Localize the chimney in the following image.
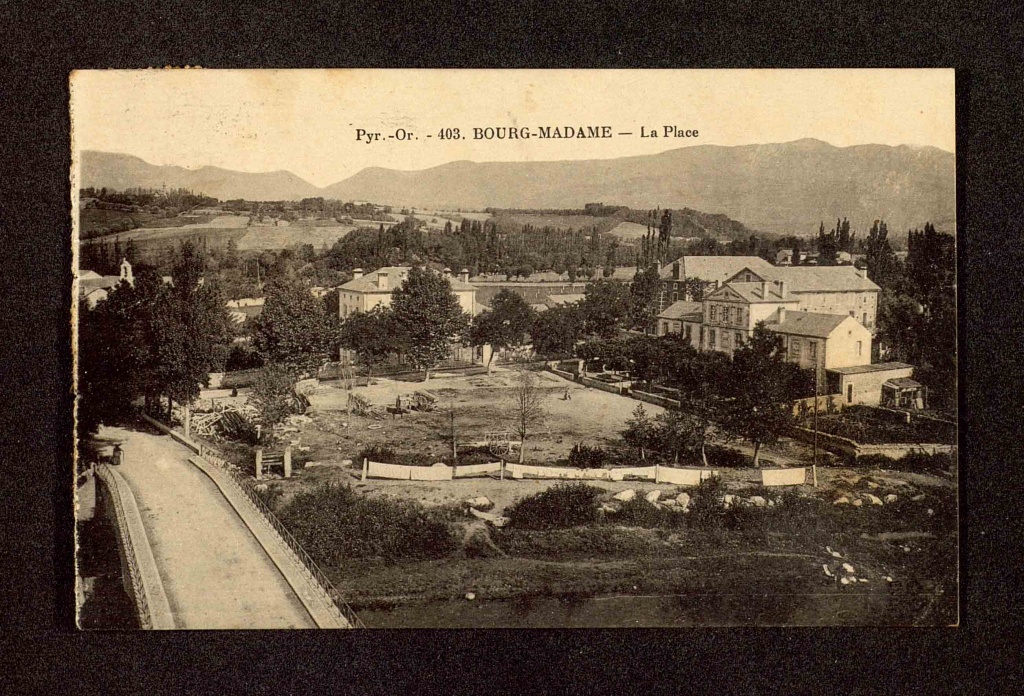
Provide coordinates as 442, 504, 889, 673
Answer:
778, 307, 786, 323
460, 268, 470, 283
377, 271, 389, 290
778, 280, 788, 298
760, 281, 768, 298
443, 267, 452, 279
352, 268, 364, 280
856, 267, 868, 279
672, 261, 680, 280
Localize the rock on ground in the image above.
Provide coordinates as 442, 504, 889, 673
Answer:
645, 490, 662, 503
614, 489, 636, 502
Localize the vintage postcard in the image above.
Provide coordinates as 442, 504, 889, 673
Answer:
72, 69, 957, 628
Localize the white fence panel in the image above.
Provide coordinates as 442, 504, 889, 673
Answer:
609, 466, 658, 481
761, 467, 807, 486
453, 462, 503, 478
410, 465, 454, 481
367, 461, 412, 480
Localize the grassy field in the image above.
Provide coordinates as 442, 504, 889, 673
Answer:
235, 225, 356, 251
79, 208, 221, 238
606, 221, 652, 239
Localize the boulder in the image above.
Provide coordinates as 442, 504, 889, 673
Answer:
852, 499, 863, 507
599, 503, 620, 514
911, 494, 926, 502
645, 490, 662, 504
864, 494, 884, 506
613, 489, 636, 502
884, 494, 898, 504
823, 564, 834, 578
749, 496, 768, 508
834, 496, 850, 505
767, 499, 776, 507
675, 492, 691, 507
723, 494, 736, 508
867, 481, 880, 489
840, 577, 851, 586
661, 498, 677, 507
294, 378, 320, 396
465, 496, 494, 511
842, 563, 855, 574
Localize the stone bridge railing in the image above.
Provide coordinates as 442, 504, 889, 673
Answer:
95, 463, 175, 629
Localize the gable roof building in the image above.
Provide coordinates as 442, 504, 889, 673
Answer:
338, 266, 478, 318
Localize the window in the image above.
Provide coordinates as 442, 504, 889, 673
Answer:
710, 306, 718, 322
856, 341, 863, 357
735, 331, 743, 346
790, 338, 801, 358
709, 329, 717, 348
809, 342, 817, 359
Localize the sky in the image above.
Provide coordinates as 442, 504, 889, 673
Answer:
71, 69, 955, 188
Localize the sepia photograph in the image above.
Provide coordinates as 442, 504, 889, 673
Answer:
71, 68, 957, 629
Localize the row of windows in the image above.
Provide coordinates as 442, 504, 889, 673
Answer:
709, 304, 745, 326
706, 328, 746, 350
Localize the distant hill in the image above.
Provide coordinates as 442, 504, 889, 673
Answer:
82, 140, 955, 237
79, 151, 321, 201
323, 140, 955, 237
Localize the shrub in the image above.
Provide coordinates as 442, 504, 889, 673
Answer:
612, 496, 665, 528
249, 365, 304, 425
688, 477, 727, 530
359, 443, 396, 464
857, 450, 954, 473
277, 483, 458, 565
506, 483, 603, 531
568, 443, 609, 469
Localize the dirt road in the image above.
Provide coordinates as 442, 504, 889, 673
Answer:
99, 425, 316, 629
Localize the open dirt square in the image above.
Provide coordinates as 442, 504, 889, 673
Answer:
304, 367, 665, 466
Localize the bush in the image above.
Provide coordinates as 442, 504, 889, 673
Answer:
857, 450, 955, 473
612, 497, 666, 528
688, 477, 727, 530
249, 365, 304, 425
277, 483, 459, 565
358, 443, 396, 464
506, 483, 603, 531
494, 526, 657, 557
568, 443, 610, 469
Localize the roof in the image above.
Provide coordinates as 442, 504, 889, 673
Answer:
827, 362, 914, 375
763, 311, 853, 338
340, 266, 476, 293
79, 276, 122, 293
885, 377, 923, 389
78, 270, 103, 281
741, 266, 881, 293
544, 293, 585, 308
707, 281, 801, 304
660, 256, 775, 283
658, 300, 702, 320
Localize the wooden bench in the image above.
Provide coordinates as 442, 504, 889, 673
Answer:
255, 447, 292, 480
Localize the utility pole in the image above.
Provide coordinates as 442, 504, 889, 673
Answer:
812, 361, 819, 488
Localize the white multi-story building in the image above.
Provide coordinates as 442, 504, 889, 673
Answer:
338, 266, 478, 319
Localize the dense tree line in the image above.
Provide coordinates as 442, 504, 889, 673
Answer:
77, 242, 232, 447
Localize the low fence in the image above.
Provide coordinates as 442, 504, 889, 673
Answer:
95, 464, 175, 630
761, 467, 807, 486
506, 462, 717, 485
790, 425, 955, 460
579, 375, 628, 395
790, 394, 846, 417
197, 447, 364, 629
140, 412, 363, 628
364, 460, 507, 481
631, 389, 681, 410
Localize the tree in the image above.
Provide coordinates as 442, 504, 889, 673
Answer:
581, 279, 630, 338
723, 324, 795, 467
531, 305, 584, 357
864, 220, 902, 289
628, 265, 662, 333
249, 364, 303, 426
339, 305, 398, 379
470, 289, 537, 373
670, 350, 728, 467
505, 369, 548, 463
150, 242, 232, 422
389, 267, 470, 381
622, 403, 657, 460
252, 278, 336, 375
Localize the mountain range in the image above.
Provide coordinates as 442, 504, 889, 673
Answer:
80, 139, 955, 236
